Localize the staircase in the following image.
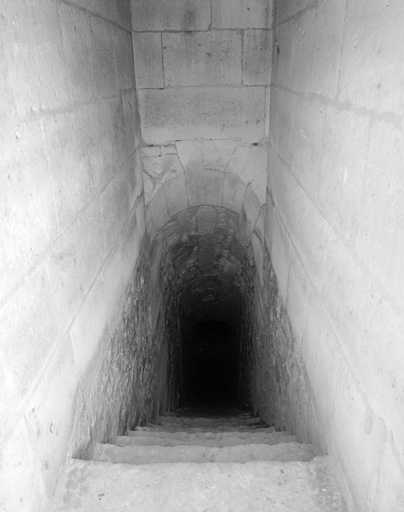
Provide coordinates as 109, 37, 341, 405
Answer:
51, 409, 348, 511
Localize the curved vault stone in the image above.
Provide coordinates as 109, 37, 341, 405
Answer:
147, 170, 265, 243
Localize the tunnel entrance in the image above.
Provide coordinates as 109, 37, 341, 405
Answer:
150, 200, 260, 416
184, 320, 238, 408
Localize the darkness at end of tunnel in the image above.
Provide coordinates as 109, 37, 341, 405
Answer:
181, 320, 239, 409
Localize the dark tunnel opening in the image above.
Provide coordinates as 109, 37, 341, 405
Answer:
152, 204, 258, 416
183, 320, 238, 408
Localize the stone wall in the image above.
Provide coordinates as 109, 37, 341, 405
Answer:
0, 1, 151, 510
264, 1, 404, 510
252, 249, 321, 443
131, 0, 272, 208
70, 250, 159, 458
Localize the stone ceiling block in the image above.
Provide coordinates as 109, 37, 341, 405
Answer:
163, 31, 242, 87
132, 0, 211, 31
133, 33, 163, 89
139, 87, 266, 144
212, 0, 271, 29
243, 30, 272, 86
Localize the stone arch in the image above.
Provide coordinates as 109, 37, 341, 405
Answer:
146, 169, 266, 283
145, 170, 266, 412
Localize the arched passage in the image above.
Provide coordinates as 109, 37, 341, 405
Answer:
146, 170, 265, 413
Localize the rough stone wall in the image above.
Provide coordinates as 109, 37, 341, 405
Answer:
160, 247, 183, 411
70, 250, 159, 458
131, 0, 272, 208
0, 2, 151, 510
264, 1, 404, 510
237, 255, 256, 409
252, 249, 320, 445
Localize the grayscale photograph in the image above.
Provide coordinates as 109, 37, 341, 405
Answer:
0, 0, 403, 511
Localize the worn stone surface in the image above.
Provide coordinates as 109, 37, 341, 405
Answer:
93, 441, 315, 464
53, 412, 346, 512
186, 170, 224, 207
212, 0, 272, 29
133, 32, 163, 89
253, 247, 316, 442
163, 31, 242, 86
149, 186, 171, 229
0, 263, 59, 403
47, 199, 106, 331
131, 0, 211, 31
310, 0, 345, 98
268, 1, 404, 510
338, 0, 404, 113
243, 30, 272, 85
222, 172, 248, 213
52, 457, 346, 511
139, 87, 266, 144
0, 122, 59, 304
24, 340, 79, 495
176, 140, 237, 173
119, 432, 298, 448
0, 417, 43, 512
70, 248, 159, 459
143, 153, 184, 195
227, 145, 268, 203
164, 174, 189, 216
2, 0, 70, 116
0, 2, 147, 510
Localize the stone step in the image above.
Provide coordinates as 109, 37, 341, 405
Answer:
116, 433, 297, 448
93, 441, 315, 464
51, 457, 347, 512
154, 415, 263, 426
127, 429, 278, 439
160, 409, 255, 419
135, 425, 274, 433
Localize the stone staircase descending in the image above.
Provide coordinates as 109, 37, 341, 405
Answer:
51, 409, 347, 511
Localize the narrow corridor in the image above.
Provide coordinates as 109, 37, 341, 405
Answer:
1, 0, 403, 510
148, 200, 261, 416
